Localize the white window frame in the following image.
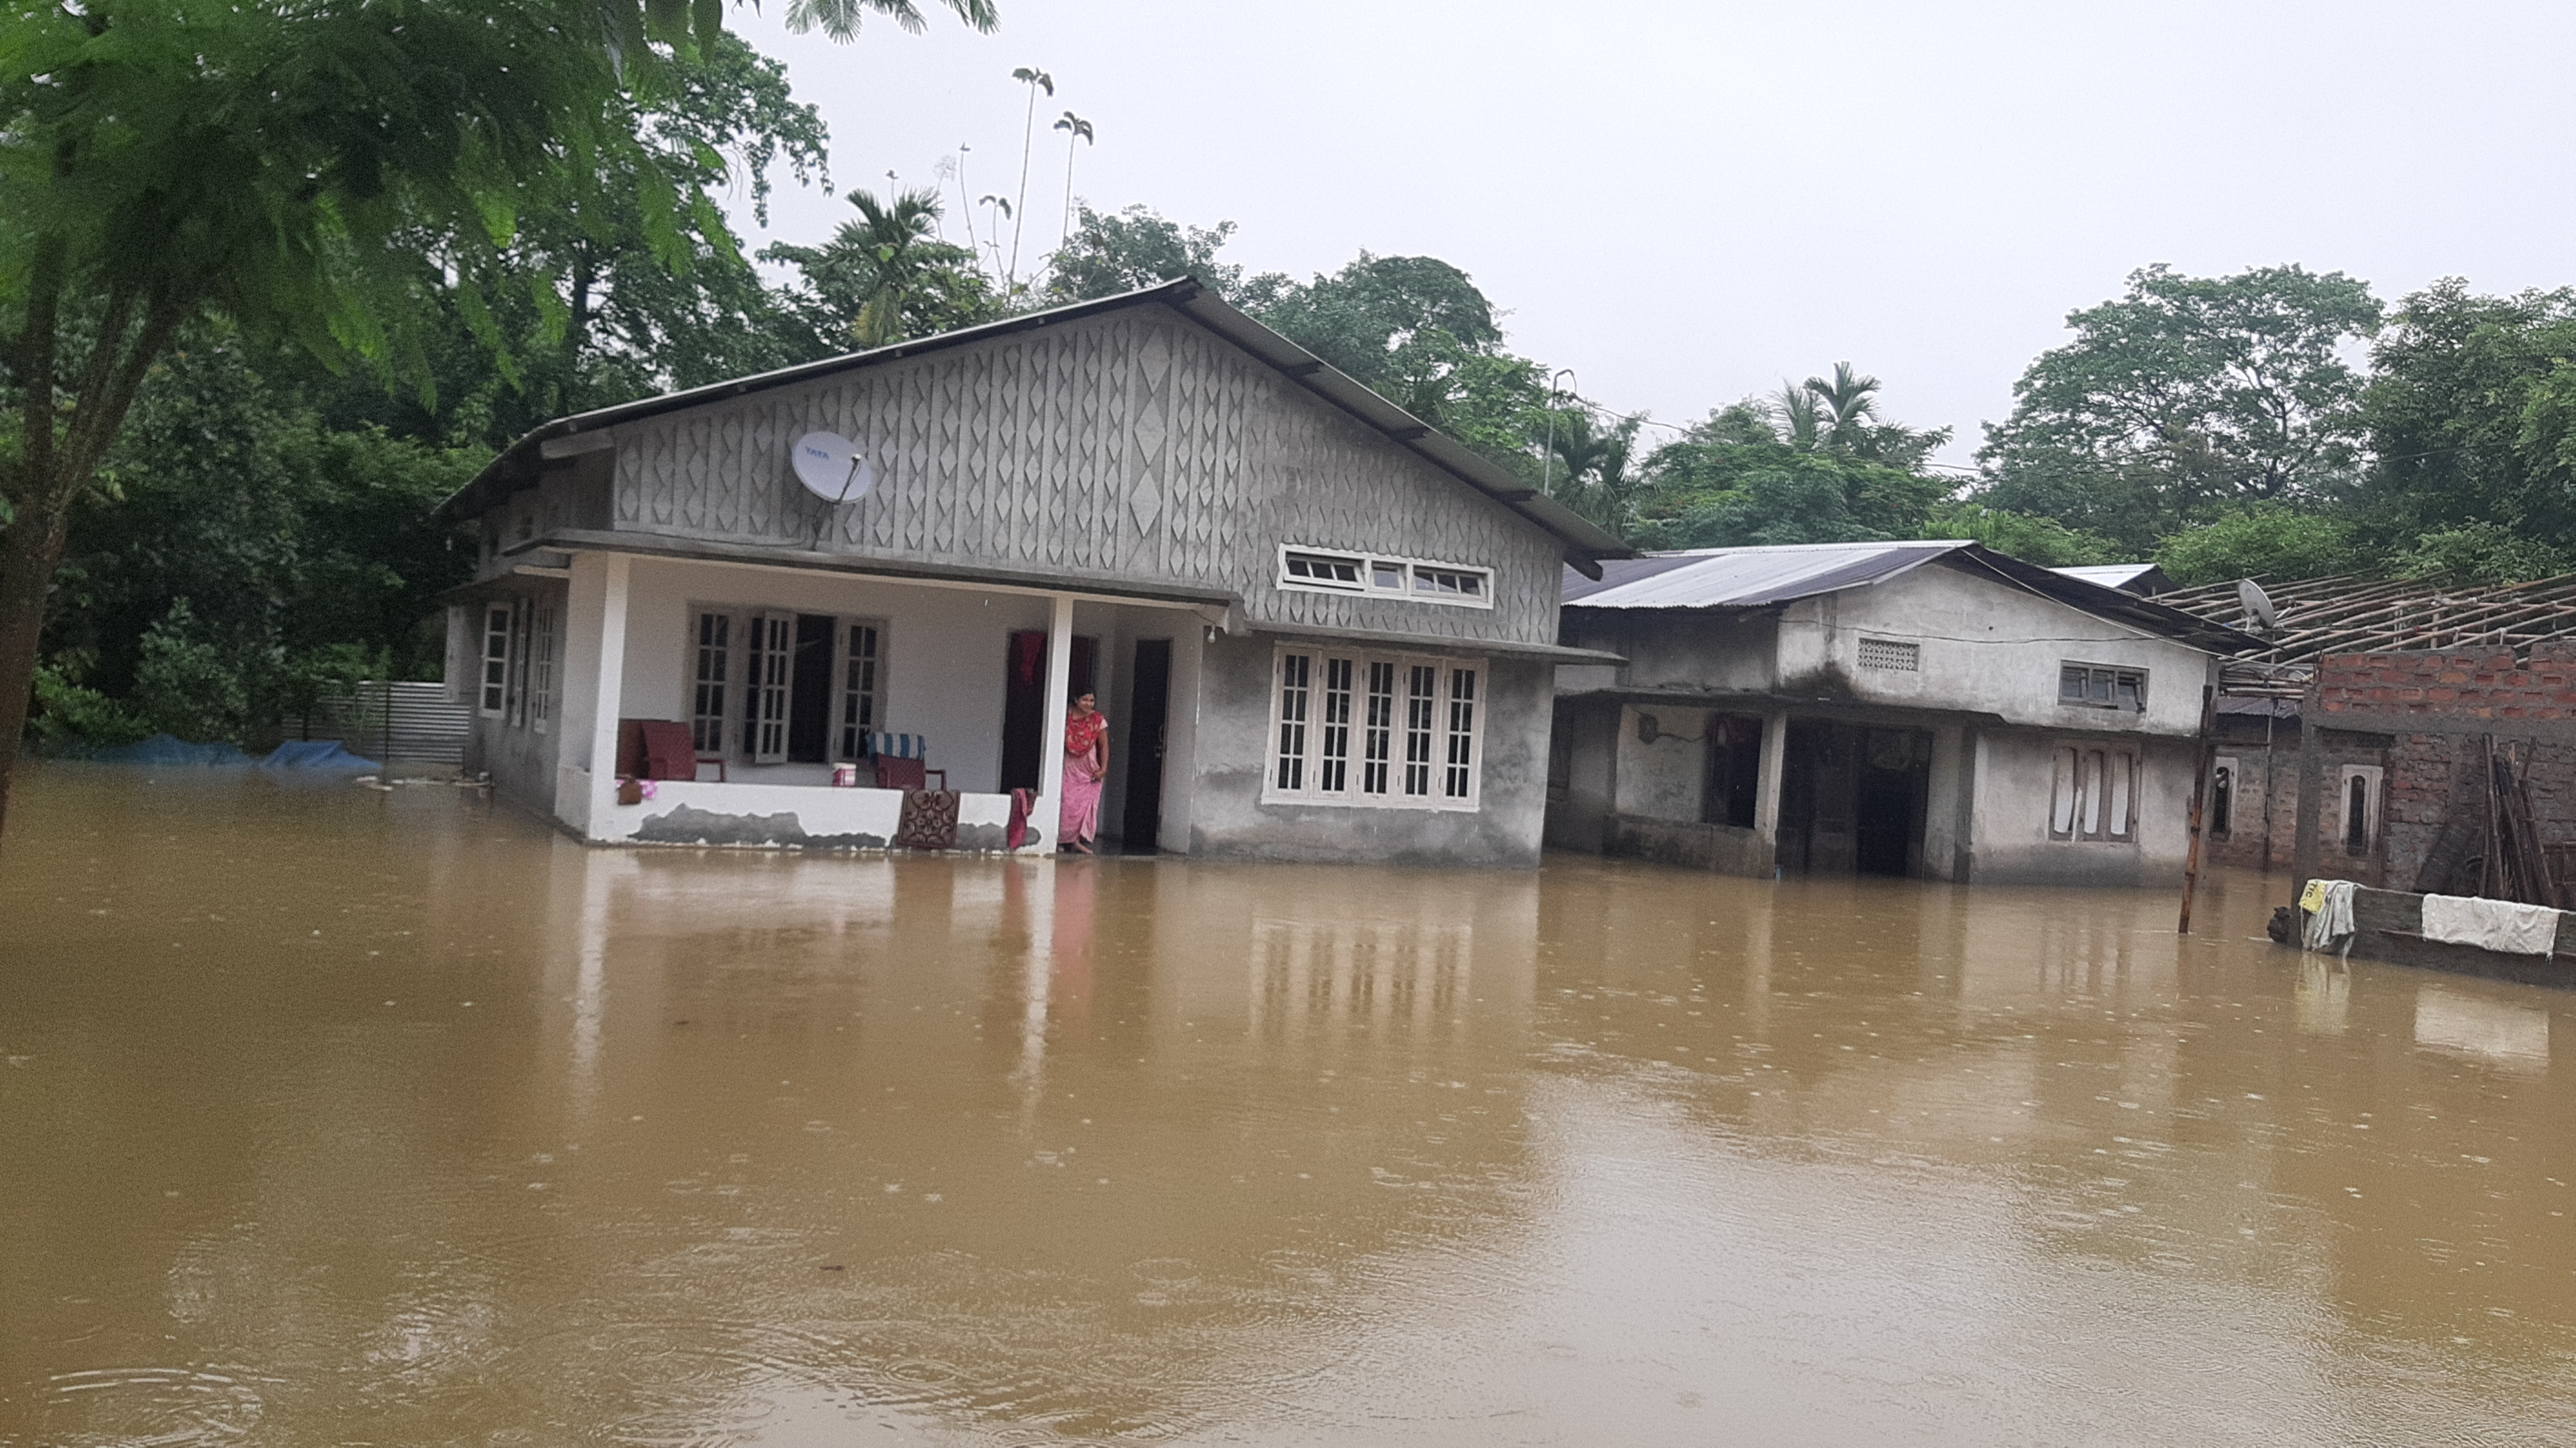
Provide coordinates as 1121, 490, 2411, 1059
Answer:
2335, 763, 2384, 856
1264, 645, 1484, 810
2049, 742, 2140, 844
743, 612, 794, 764
1275, 543, 1494, 610
690, 610, 732, 755
835, 618, 889, 762
479, 603, 513, 717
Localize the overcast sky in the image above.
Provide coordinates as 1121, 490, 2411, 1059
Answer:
722, 0, 2576, 469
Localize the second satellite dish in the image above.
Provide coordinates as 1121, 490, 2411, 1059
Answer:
2237, 578, 2279, 633
791, 431, 875, 504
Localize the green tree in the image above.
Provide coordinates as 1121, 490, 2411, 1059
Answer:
1975, 263, 2382, 550
2150, 504, 2360, 586
1634, 384, 1954, 549
769, 186, 998, 348
1044, 204, 1250, 302
2358, 279, 2576, 565
0, 0, 995, 829
1920, 503, 2120, 568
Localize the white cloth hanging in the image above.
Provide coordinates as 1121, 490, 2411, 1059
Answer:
2420, 894, 2561, 956
2299, 878, 2357, 956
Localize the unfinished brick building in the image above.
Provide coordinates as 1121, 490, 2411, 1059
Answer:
2297, 644, 2576, 901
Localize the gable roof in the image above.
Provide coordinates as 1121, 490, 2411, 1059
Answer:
1562, 540, 2260, 652
435, 278, 1630, 572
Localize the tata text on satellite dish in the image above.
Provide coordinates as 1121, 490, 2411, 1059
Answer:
791, 432, 875, 505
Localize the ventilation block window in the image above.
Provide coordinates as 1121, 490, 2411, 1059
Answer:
1858, 637, 1920, 672
2059, 662, 2148, 711
1267, 647, 1484, 810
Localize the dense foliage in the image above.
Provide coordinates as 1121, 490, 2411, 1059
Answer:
12, 3, 2576, 801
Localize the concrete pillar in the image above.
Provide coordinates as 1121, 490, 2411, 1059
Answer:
554, 551, 631, 839
1751, 709, 1789, 875
1035, 593, 1074, 850
1951, 728, 1981, 884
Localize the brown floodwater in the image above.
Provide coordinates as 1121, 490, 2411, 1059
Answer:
4, 765, 2575, 1446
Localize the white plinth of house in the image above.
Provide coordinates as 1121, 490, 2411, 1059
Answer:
437, 279, 1626, 864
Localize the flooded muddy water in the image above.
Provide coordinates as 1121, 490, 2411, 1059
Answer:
5, 765, 2576, 1445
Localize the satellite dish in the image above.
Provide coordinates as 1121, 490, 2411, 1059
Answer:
790, 431, 874, 505
2237, 578, 2279, 633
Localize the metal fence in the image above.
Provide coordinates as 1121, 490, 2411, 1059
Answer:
297, 681, 471, 765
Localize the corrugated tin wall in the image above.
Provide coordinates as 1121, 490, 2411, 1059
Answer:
299, 682, 472, 765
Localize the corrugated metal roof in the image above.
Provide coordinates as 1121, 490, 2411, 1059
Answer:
2052, 562, 2172, 594
1563, 540, 2265, 652
1561, 541, 1969, 609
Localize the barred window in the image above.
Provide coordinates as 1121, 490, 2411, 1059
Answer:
1319, 657, 1353, 792
1363, 661, 1396, 794
530, 602, 556, 733
1275, 652, 1311, 790
1268, 647, 1483, 809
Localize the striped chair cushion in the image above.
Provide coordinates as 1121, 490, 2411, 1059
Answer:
867, 732, 929, 760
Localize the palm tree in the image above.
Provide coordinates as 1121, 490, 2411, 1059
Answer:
1804, 362, 1884, 455
822, 186, 946, 347
1052, 111, 1094, 252
1005, 65, 1054, 292
1774, 380, 1821, 451
1549, 410, 1646, 536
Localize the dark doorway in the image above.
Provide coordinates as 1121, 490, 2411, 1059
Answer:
786, 613, 836, 763
1120, 639, 1173, 851
1701, 714, 1763, 829
1001, 630, 1096, 790
1779, 720, 1931, 877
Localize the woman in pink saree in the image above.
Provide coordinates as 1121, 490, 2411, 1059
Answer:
1059, 692, 1108, 853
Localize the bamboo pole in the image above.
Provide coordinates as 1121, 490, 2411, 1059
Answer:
2179, 684, 2218, 935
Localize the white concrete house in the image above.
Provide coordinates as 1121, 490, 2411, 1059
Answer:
438, 280, 1625, 863
1546, 542, 2255, 885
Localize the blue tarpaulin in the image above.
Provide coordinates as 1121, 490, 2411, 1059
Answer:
86, 734, 255, 767
260, 740, 382, 770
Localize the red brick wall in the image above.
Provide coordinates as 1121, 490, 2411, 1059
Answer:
2314, 646, 2576, 890
2316, 643, 2576, 724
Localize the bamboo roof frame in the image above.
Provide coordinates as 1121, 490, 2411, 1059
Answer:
2156, 572, 2576, 666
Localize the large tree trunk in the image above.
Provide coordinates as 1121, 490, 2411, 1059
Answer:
0, 494, 75, 834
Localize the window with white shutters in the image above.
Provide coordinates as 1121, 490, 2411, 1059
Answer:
837, 622, 884, 761
1275, 545, 1494, 610
480, 603, 512, 716
2049, 744, 2139, 843
1267, 647, 1484, 809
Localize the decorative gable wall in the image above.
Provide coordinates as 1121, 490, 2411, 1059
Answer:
607, 307, 1563, 645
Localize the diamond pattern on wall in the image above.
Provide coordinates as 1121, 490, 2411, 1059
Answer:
601, 310, 1564, 644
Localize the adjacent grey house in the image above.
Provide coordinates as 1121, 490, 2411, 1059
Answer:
1546, 542, 2256, 886
437, 279, 1626, 864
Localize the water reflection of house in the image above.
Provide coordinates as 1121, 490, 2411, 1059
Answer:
436, 280, 1624, 863
1545, 542, 2255, 885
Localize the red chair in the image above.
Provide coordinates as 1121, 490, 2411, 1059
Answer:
623, 719, 725, 782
